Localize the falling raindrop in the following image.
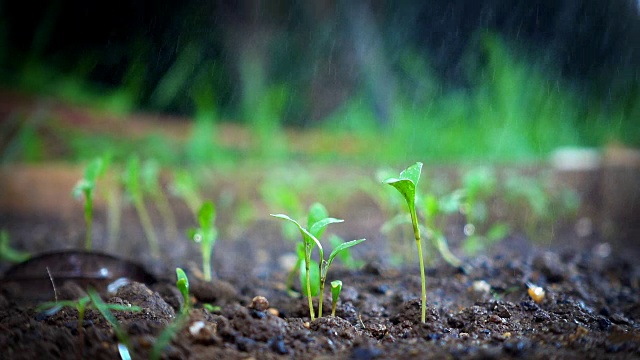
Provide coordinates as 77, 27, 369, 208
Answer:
463, 223, 475, 236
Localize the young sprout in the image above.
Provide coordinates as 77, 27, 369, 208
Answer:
384, 162, 428, 323
188, 201, 217, 281
271, 211, 364, 319
88, 288, 137, 360
142, 159, 178, 241
38, 289, 140, 360
150, 268, 191, 360
176, 267, 190, 314
73, 157, 107, 250
286, 203, 329, 292
0, 229, 30, 263
123, 155, 160, 257
171, 169, 202, 219
330, 280, 342, 317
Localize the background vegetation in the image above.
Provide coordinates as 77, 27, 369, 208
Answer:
1, 0, 639, 165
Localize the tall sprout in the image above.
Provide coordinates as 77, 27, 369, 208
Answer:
384, 162, 427, 323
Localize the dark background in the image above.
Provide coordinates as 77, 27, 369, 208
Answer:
1, 0, 639, 126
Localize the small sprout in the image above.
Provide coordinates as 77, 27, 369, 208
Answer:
171, 170, 202, 218
38, 289, 140, 360
142, 159, 178, 241
88, 288, 138, 358
151, 270, 192, 360
526, 282, 545, 303
187, 201, 217, 281
330, 280, 342, 317
271, 210, 365, 320
123, 155, 160, 257
73, 157, 107, 250
0, 229, 30, 263
176, 268, 190, 314
384, 162, 428, 323
203, 303, 221, 312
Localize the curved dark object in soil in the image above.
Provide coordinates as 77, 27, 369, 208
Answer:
0, 250, 156, 302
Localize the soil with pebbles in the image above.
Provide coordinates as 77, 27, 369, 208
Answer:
1, 241, 639, 359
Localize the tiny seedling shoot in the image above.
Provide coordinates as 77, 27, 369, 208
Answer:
38, 289, 140, 360
123, 155, 160, 257
330, 280, 342, 317
0, 229, 30, 263
73, 157, 107, 250
188, 201, 217, 281
176, 267, 191, 314
384, 162, 428, 323
271, 210, 364, 320
142, 159, 178, 241
150, 268, 191, 360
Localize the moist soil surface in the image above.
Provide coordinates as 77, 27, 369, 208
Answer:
0, 95, 639, 359
1, 212, 639, 360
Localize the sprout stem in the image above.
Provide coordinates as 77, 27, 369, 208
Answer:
84, 191, 93, 250
305, 253, 315, 320
416, 236, 426, 323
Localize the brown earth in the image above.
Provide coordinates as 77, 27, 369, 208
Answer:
0, 92, 639, 359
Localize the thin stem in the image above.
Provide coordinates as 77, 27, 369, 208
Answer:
84, 192, 93, 250
305, 250, 315, 320
202, 246, 212, 281
318, 275, 325, 318
412, 210, 426, 323
134, 198, 160, 257
416, 236, 426, 323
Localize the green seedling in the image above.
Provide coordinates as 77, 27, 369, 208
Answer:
330, 280, 342, 317
151, 268, 191, 360
329, 234, 364, 270
0, 229, 30, 263
73, 157, 107, 250
171, 169, 203, 218
285, 203, 328, 292
88, 288, 137, 360
458, 167, 508, 255
142, 159, 178, 241
123, 155, 160, 257
38, 289, 140, 360
384, 162, 428, 323
271, 211, 364, 320
176, 267, 190, 314
188, 201, 217, 281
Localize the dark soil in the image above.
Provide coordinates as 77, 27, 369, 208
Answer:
0, 95, 638, 359
1, 213, 639, 360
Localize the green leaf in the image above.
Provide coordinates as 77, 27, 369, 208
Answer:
176, 268, 190, 307
198, 201, 216, 230
309, 217, 343, 239
307, 202, 329, 230
385, 162, 422, 233
142, 159, 161, 190
123, 155, 141, 198
270, 214, 322, 253
330, 280, 342, 303
487, 223, 510, 242
327, 239, 366, 266
0, 230, 30, 263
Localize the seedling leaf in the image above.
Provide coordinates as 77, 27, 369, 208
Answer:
176, 268, 190, 313
309, 217, 343, 239
328, 239, 366, 266
330, 280, 342, 303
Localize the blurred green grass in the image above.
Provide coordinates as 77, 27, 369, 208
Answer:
2, 33, 638, 167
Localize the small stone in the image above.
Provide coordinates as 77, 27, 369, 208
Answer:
248, 296, 269, 312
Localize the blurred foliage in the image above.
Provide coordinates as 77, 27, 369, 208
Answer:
0, 1, 638, 165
